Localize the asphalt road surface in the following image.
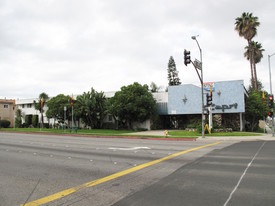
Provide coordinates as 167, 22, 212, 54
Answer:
0, 132, 274, 206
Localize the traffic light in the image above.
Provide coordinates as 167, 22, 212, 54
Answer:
268, 95, 274, 108
268, 111, 273, 117
184, 50, 191, 66
206, 93, 212, 106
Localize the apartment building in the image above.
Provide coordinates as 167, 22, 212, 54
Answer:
0, 99, 15, 127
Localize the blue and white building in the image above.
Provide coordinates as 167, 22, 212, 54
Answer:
157, 80, 245, 131
15, 80, 246, 131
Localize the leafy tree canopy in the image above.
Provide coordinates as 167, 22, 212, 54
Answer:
109, 82, 157, 129
76, 88, 107, 129
150, 82, 161, 93
245, 90, 269, 131
46, 94, 72, 123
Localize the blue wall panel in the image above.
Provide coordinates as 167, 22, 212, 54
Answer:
168, 80, 245, 115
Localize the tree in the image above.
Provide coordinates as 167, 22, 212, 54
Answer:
32, 115, 39, 128
235, 12, 260, 90
150, 82, 161, 93
15, 109, 23, 128
46, 94, 72, 126
109, 82, 157, 129
245, 90, 269, 131
167, 56, 181, 86
34, 92, 49, 124
244, 41, 265, 90
75, 88, 107, 129
247, 79, 264, 95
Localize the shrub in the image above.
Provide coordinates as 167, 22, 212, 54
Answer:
32, 115, 39, 128
25, 115, 33, 127
15, 117, 22, 128
102, 122, 116, 129
43, 123, 49, 128
196, 125, 202, 133
0, 120, 11, 128
136, 128, 148, 131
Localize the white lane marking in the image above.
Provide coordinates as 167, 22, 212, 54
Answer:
223, 142, 266, 206
108, 147, 151, 151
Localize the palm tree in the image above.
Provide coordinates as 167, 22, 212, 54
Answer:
34, 92, 49, 125
235, 12, 260, 89
244, 41, 265, 90
76, 88, 107, 129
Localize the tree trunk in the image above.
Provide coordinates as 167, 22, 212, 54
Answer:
253, 58, 258, 90
248, 40, 254, 89
251, 44, 258, 90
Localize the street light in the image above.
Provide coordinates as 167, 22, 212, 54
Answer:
268, 53, 275, 137
191, 35, 204, 138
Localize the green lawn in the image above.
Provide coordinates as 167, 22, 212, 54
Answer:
0, 128, 262, 139
0, 128, 197, 139
0, 128, 134, 135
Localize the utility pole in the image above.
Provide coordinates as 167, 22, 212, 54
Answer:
64, 106, 67, 133
191, 36, 204, 138
268, 53, 275, 137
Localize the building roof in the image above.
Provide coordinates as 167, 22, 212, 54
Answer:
0, 99, 14, 104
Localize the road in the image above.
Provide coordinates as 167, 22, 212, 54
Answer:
0, 132, 274, 206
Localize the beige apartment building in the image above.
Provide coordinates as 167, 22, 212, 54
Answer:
0, 99, 15, 127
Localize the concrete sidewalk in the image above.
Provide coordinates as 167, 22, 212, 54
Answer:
197, 133, 275, 141
128, 130, 275, 141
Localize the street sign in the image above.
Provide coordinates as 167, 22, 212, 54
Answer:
194, 59, 202, 70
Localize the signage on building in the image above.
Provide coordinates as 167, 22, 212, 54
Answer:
203, 82, 215, 91
205, 103, 238, 112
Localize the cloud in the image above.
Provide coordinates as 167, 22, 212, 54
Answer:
0, 0, 274, 99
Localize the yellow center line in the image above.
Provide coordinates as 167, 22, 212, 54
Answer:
21, 141, 223, 206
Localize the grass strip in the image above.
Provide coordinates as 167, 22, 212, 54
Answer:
0, 128, 197, 139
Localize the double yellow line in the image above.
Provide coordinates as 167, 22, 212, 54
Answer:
21, 141, 222, 206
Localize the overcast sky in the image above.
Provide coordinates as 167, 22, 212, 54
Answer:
1, 0, 274, 99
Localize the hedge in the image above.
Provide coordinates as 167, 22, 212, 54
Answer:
0, 120, 11, 128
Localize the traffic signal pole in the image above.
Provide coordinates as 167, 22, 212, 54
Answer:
184, 36, 204, 138
268, 53, 275, 137
191, 36, 204, 138
269, 95, 274, 137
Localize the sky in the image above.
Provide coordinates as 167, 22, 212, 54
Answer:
1, 0, 274, 99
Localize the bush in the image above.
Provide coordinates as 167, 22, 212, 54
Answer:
186, 124, 197, 128
43, 123, 50, 129
136, 128, 148, 131
15, 117, 22, 128
25, 115, 33, 127
196, 125, 202, 133
102, 122, 116, 129
0, 120, 11, 128
32, 115, 39, 128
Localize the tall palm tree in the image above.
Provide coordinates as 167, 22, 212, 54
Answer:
34, 92, 49, 124
244, 41, 265, 90
235, 12, 260, 89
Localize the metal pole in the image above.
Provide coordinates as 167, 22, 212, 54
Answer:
192, 36, 205, 138
64, 106, 67, 133
40, 108, 42, 131
72, 106, 74, 129
268, 53, 275, 137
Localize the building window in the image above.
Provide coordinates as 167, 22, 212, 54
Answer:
4, 104, 9, 109
21, 104, 25, 108
27, 104, 32, 108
